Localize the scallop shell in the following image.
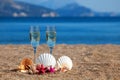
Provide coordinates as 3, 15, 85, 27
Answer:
57, 56, 73, 70
36, 53, 56, 67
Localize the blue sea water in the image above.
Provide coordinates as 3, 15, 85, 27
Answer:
0, 18, 120, 44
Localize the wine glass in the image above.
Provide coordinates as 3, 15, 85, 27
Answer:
30, 26, 40, 63
46, 26, 56, 54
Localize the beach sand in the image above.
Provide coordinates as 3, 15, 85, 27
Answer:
0, 44, 120, 80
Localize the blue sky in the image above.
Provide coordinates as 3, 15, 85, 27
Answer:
15, 0, 120, 13
77, 0, 120, 12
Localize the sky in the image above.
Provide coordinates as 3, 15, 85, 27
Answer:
77, 0, 120, 12
15, 0, 120, 13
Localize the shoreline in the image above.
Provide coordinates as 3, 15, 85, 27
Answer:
0, 43, 120, 45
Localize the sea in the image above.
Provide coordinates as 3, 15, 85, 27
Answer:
0, 17, 120, 45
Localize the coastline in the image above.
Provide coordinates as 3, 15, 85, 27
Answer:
0, 44, 120, 80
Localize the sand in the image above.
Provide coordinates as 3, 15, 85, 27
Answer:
0, 44, 120, 80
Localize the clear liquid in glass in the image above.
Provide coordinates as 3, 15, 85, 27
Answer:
30, 32, 40, 48
46, 31, 56, 47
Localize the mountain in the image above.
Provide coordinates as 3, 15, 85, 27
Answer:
0, 0, 119, 17
37, 0, 75, 9
0, 0, 57, 17
56, 3, 93, 17
56, 3, 120, 17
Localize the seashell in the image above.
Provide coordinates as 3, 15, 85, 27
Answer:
18, 58, 33, 70
28, 65, 37, 74
36, 53, 56, 67
57, 56, 73, 70
20, 70, 28, 73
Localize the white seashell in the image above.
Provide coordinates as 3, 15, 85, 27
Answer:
36, 53, 56, 67
57, 56, 73, 70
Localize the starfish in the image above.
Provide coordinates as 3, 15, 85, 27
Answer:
49, 66, 55, 73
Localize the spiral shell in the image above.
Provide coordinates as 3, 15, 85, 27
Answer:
19, 58, 33, 70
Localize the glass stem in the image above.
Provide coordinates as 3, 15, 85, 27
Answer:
33, 47, 37, 64
50, 47, 53, 54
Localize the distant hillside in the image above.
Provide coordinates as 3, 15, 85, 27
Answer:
37, 0, 75, 9
0, 0, 119, 17
0, 0, 57, 17
56, 3, 120, 17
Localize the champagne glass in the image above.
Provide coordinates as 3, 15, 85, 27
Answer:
30, 26, 40, 63
46, 26, 56, 54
